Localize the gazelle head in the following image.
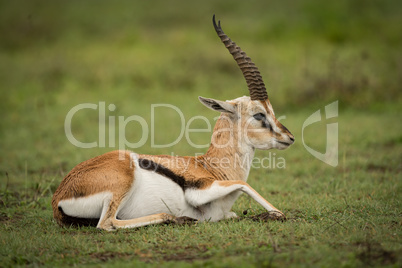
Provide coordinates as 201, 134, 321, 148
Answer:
199, 15, 294, 151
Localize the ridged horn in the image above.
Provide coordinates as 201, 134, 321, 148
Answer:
213, 15, 268, 101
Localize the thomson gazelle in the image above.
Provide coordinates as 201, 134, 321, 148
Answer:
52, 16, 295, 231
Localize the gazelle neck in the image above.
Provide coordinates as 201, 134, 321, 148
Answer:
198, 114, 255, 181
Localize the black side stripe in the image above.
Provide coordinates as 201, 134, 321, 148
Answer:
138, 158, 205, 191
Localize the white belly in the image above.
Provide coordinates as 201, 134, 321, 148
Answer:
117, 166, 190, 219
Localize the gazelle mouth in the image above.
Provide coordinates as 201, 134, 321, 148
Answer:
277, 141, 290, 146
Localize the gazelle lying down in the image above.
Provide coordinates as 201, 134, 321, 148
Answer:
52, 16, 294, 231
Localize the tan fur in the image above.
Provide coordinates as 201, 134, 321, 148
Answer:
51, 150, 134, 227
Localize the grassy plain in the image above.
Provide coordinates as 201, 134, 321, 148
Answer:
0, 0, 401, 267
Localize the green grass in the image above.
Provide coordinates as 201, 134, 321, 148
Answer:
0, 0, 401, 267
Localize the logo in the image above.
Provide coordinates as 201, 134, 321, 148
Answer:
302, 101, 338, 167
64, 100, 339, 168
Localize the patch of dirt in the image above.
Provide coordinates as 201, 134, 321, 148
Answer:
0, 212, 10, 222
90, 252, 132, 262
0, 191, 23, 208
249, 212, 287, 222
381, 135, 402, 148
159, 245, 209, 263
284, 209, 308, 222
161, 252, 210, 262
0, 212, 23, 224
89, 241, 210, 264
269, 191, 290, 196
165, 216, 198, 226
137, 245, 209, 263
366, 163, 389, 173
355, 242, 397, 266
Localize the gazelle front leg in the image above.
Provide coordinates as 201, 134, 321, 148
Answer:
185, 180, 285, 220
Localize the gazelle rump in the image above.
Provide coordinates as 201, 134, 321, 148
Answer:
52, 16, 295, 231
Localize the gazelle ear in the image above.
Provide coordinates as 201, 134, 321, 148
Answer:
198, 96, 236, 114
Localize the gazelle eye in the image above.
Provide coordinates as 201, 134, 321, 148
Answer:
253, 113, 265, 121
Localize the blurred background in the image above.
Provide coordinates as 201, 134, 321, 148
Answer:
0, 0, 401, 177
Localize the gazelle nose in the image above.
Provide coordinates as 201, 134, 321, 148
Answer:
288, 135, 295, 144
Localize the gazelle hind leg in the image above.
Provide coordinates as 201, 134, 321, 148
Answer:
97, 197, 176, 231
96, 195, 196, 231
109, 213, 175, 230
99, 213, 197, 231
96, 195, 113, 229
111, 214, 197, 229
